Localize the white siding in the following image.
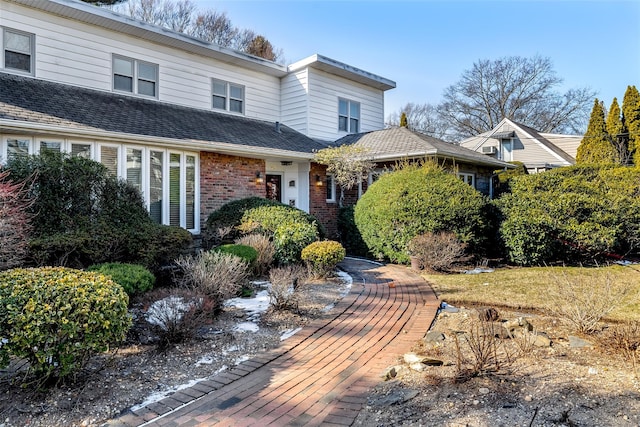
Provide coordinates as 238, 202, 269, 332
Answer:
281, 69, 309, 135
305, 68, 385, 142
1, 3, 281, 121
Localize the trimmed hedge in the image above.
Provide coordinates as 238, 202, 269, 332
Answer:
88, 263, 155, 296
240, 205, 321, 264
206, 197, 326, 242
354, 162, 489, 263
0, 267, 131, 382
497, 165, 640, 265
301, 240, 346, 277
214, 244, 259, 266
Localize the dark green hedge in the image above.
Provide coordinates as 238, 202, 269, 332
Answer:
354, 162, 489, 263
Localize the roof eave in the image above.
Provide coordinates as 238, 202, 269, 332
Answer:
0, 120, 314, 161
288, 54, 396, 91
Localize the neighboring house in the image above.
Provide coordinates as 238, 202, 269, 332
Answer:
336, 127, 514, 198
0, 0, 395, 237
459, 118, 581, 173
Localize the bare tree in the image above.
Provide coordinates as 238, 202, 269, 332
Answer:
386, 102, 452, 140
314, 145, 375, 207
0, 170, 33, 270
114, 0, 284, 62
439, 55, 595, 141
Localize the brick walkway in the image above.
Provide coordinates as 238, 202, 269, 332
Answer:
105, 258, 439, 427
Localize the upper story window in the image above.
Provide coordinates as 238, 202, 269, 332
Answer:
338, 99, 360, 133
113, 55, 158, 97
212, 79, 244, 114
2, 27, 34, 75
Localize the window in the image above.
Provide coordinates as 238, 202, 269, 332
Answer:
500, 138, 513, 161
113, 55, 158, 97
99, 145, 119, 176
39, 140, 62, 154
4, 137, 31, 162
2, 28, 34, 74
71, 143, 92, 158
126, 148, 143, 193
326, 174, 336, 202
458, 172, 475, 188
338, 99, 360, 133
212, 79, 244, 113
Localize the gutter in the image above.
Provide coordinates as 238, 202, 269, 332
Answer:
0, 120, 315, 161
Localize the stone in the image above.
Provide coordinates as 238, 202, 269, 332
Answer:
477, 307, 499, 322
479, 387, 490, 395
423, 330, 445, 343
569, 336, 594, 348
403, 352, 443, 366
409, 362, 426, 372
382, 365, 406, 381
403, 352, 423, 364
503, 317, 533, 334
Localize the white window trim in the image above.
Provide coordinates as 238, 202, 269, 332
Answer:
0, 136, 200, 232
326, 174, 336, 203
211, 78, 245, 114
338, 98, 360, 133
1, 27, 35, 76
112, 54, 159, 98
458, 172, 475, 188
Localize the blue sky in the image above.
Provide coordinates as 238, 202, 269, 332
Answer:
192, 0, 640, 121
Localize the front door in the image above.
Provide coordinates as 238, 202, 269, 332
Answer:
265, 174, 282, 202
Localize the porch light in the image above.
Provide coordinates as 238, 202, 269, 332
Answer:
315, 175, 323, 186
256, 171, 264, 184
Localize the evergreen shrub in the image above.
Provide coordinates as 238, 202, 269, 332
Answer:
0, 267, 131, 382
240, 205, 321, 264
88, 262, 155, 296
337, 206, 369, 257
5, 152, 192, 270
354, 162, 489, 263
301, 240, 346, 278
497, 165, 640, 265
214, 244, 258, 266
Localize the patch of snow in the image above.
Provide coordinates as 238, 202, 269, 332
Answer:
235, 355, 250, 365
234, 322, 259, 333
196, 355, 215, 366
146, 296, 199, 330
225, 289, 270, 322
464, 267, 495, 274
280, 327, 302, 341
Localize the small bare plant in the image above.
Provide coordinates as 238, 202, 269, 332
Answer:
600, 321, 640, 377
176, 251, 249, 312
268, 265, 308, 311
453, 319, 514, 382
546, 269, 635, 334
236, 233, 275, 276
142, 288, 214, 349
407, 231, 467, 272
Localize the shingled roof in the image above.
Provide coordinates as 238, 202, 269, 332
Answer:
0, 73, 325, 158
335, 127, 513, 168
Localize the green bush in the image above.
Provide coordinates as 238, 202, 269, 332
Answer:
214, 244, 258, 266
88, 263, 155, 296
206, 197, 325, 244
5, 152, 192, 270
301, 240, 346, 277
354, 162, 489, 263
497, 165, 640, 265
0, 267, 131, 382
337, 206, 369, 257
240, 205, 321, 264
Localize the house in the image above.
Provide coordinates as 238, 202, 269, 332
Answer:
459, 118, 581, 173
0, 0, 514, 241
0, 0, 395, 237
336, 127, 514, 199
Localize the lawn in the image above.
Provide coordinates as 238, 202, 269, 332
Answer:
423, 264, 640, 322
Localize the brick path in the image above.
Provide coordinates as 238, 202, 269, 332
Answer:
105, 258, 439, 427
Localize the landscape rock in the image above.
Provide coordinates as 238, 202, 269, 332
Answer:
477, 307, 499, 322
503, 317, 533, 334
569, 336, 594, 348
423, 330, 445, 343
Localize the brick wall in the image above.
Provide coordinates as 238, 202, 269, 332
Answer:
309, 163, 339, 239
200, 152, 265, 230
